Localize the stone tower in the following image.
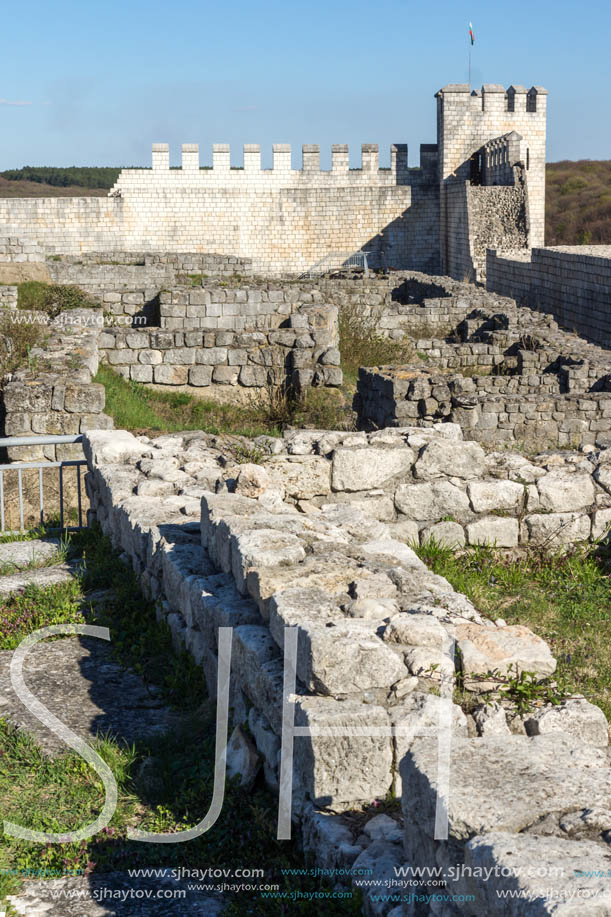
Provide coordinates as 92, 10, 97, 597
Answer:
436, 83, 548, 278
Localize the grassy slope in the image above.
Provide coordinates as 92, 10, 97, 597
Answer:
416, 541, 611, 719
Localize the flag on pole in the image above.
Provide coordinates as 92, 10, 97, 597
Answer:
469, 22, 475, 45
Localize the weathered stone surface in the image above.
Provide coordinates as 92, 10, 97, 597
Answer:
420, 520, 466, 547
592, 508, 611, 540
456, 622, 556, 678
0, 636, 179, 755
363, 813, 403, 845
265, 455, 331, 499
0, 538, 59, 571
294, 698, 393, 805
414, 439, 486, 480
537, 471, 596, 513
234, 463, 271, 498
525, 511, 591, 546
472, 702, 511, 736
6, 873, 223, 916
383, 613, 447, 649
226, 724, 261, 787
467, 480, 524, 513
0, 563, 77, 597
401, 734, 611, 840
394, 480, 470, 522
391, 693, 468, 794
83, 430, 144, 466
465, 832, 611, 917
231, 528, 306, 594
466, 516, 519, 547
331, 447, 414, 492
524, 697, 609, 747
351, 842, 406, 916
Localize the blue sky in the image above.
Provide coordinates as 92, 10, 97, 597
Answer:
1, 0, 609, 169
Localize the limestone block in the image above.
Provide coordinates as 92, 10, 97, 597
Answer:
420, 521, 466, 547
232, 625, 285, 732
466, 516, 519, 547
592, 508, 611, 540
525, 512, 591, 546
82, 430, 145, 467
472, 702, 511, 736
465, 832, 611, 917
391, 694, 468, 794
414, 439, 486, 480
467, 480, 524, 513
536, 471, 596, 512
153, 365, 188, 385
331, 447, 415, 492
394, 480, 470, 522
130, 365, 153, 383
524, 697, 609, 746
456, 621, 556, 679
189, 365, 212, 386
195, 347, 228, 365
383, 613, 447, 650
265, 455, 331, 500
226, 725, 261, 788
138, 349, 163, 365
294, 698, 393, 806
239, 364, 267, 386
401, 734, 611, 841
213, 365, 239, 385
351, 842, 406, 915
594, 464, 611, 495
231, 528, 306, 594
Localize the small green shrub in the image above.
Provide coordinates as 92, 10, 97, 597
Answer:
17, 282, 97, 317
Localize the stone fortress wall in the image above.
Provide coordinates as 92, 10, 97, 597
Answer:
0, 81, 549, 280
82, 424, 611, 914
487, 245, 611, 348
0, 142, 440, 275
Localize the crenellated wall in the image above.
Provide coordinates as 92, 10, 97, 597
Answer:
0, 142, 440, 275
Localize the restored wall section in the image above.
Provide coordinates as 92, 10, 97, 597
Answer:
0, 143, 440, 275
487, 246, 611, 348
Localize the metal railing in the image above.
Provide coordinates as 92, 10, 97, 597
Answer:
299, 250, 372, 279
0, 435, 87, 534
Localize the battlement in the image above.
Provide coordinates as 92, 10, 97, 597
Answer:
437, 83, 547, 115
111, 142, 438, 190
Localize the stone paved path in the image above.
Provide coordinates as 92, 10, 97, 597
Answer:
0, 539, 224, 915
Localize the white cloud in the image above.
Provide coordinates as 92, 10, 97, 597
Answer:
0, 98, 33, 106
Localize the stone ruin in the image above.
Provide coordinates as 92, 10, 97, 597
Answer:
82, 422, 611, 914
355, 272, 611, 449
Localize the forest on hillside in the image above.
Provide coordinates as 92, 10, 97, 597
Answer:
546, 160, 611, 245
1, 161, 610, 246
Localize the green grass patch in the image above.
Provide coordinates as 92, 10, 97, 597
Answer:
96, 364, 352, 437
16, 282, 97, 316
415, 540, 611, 717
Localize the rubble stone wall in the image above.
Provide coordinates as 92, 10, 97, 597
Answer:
0, 285, 18, 309
1, 308, 113, 461
100, 298, 342, 391
82, 425, 611, 914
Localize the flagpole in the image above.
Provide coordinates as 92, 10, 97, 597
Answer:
469, 45, 471, 89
